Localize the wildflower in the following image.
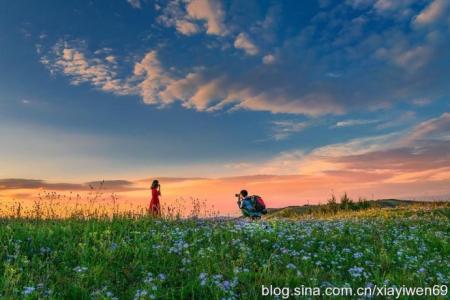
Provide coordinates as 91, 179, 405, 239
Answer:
353, 252, 363, 259
221, 280, 231, 290
134, 289, 148, 300
212, 274, 223, 281
40, 247, 51, 254
158, 273, 166, 281
348, 266, 364, 278
23, 286, 35, 295
286, 263, 296, 269
144, 272, 154, 284
199, 272, 208, 286
73, 266, 88, 273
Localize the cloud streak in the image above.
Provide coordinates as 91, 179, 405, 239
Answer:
414, 0, 449, 26
270, 120, 313, 140
0, 179, 137, 191
334, 119, 380, 128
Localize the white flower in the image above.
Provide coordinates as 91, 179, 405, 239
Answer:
73, 266, 88, 273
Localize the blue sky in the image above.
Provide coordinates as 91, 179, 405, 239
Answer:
0, 0, 449, 190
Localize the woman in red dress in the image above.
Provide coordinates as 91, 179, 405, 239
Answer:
149, 179, 161, 216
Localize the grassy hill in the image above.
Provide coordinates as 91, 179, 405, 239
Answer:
266, 198, 450, 219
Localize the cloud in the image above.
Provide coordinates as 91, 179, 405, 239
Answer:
175, 19, 200, 35
412, 98, 432, 106
105, 55, 117, 64
0, 178, 139, 191
334, 119, 380, 128
270, 120, 313, 140
413, 0, 449, 26
186, 0, 226, 35
127, 0, 141, 9
40, 40, 137, 96
157, 68, 343, 115
373, 0, 413, 13
401, 112, 450, 144
157, 0, 226, 36
41, 1, 450, 117
0, 179, 83, 191
262, 54, 276, 64
234, 33, 259, 55
253, 113, 450, 186
376, 111, 416, 129
133, 50, 173, 105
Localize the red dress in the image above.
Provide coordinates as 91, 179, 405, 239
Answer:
149, 188, 161, 215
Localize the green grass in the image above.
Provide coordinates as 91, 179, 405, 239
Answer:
1, 207, 449, 299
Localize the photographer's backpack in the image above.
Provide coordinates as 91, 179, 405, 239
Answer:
251, 195, 267, 214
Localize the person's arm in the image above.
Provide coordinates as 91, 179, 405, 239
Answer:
158, 184, 161, 196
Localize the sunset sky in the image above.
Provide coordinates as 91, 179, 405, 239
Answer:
1, 0, 449, 214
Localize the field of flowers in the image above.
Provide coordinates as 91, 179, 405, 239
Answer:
1, 206, 449, 299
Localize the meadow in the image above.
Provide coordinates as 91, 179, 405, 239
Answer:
0, 197, 449, 299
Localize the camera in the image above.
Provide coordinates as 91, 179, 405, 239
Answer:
235, 193, 240, 197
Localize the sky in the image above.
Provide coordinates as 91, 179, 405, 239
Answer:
0, 0, 449, 214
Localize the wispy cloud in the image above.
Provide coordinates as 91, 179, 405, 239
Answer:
234, 33, 259, 55
271, 120, 313, 140
258, 113, 450, 184
0, 178, 137, 191
333, 119, 380, 128
127, 0, 141, 9
186, 0, 226, 35
40, 40, 137, 96
262, 54, 276, 64
413, 0, 449, 26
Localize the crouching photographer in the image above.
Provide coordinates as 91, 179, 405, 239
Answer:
236, 189, 267, 220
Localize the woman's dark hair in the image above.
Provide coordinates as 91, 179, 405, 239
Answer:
151, 180, 159, 189
240, 189, 248, 197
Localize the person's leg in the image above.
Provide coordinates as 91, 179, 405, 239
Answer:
150, 204, 158, 216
